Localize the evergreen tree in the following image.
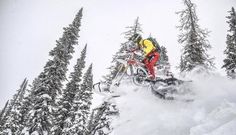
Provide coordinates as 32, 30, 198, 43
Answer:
103, 17, 143, 90
18, 79, 37, 133
123, 17, 142, 37
0, 78, 28, 134
24, 8, 83, 135
5, 79, 28, 134
102, 63, 120, 91
222, 7, 236, 78
179, 56, 185, 73
157, 46, 171, 74
0, 100, 9, 129
121, 17, 143, 54
52, 45, 87, 135
177, 0, 214, 72
86, 102, 119, 135
70, 64, 93, 134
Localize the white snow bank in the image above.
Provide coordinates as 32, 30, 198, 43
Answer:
190, 101, 236, 135
110, 81, 196, 135
93, 71, 236, 135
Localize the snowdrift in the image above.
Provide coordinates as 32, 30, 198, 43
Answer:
93, 71, 236, 135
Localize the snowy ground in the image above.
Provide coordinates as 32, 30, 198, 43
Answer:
93, 71, 236, 135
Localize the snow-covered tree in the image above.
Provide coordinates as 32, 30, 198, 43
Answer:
0, 78, 28, 134
177, 0, 214, 72
0, 100, 9, 130
157, 46, 171, 74
103, 17, 143, 90
121, 17, 143, 60
70, 64, 93, 134
5, 79, 28, 134
17, 79, 37, 134
52, 45, 87, 135
179, 56, 185, 73
102, 64, 120, 91
123, 17, 143, 38
86, 102, 119, 135
222, 7, 236, 79
24, 8, 83, 135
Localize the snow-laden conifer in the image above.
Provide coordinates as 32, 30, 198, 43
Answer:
52, 45, 87, 135
157, 46, 171, 74
0, 100, 8, 121
177, 0, 214, 72
0, 78, 28, 134
222, 7, 236, 78
0, 100, 9, 132
70, 64, 93, 134
24, 8, 83, 135
86, 101, 119, 135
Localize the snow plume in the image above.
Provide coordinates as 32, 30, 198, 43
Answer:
190, 101, 236, 135
93, 70, 236, 135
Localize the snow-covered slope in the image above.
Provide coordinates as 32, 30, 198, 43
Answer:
94, 72, 236, 135
190, 101, 236, 135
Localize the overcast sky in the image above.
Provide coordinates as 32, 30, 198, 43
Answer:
0, 0, 235, 108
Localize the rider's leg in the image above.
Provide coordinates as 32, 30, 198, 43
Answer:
144, 59, 151, 75
146, 52, 160, 79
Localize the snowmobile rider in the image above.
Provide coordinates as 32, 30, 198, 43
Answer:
129, 34, 160, 80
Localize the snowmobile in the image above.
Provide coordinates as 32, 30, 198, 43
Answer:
147, 76, 193, 101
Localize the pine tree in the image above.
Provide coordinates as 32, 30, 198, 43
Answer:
102, 63, 120, 91
103, 17, 143, 90
177, 0, 214, 72
52, 45, 87, 135
24, 8, 83, 135
179, 56, 185, 73
0, 78, 28, 134
18, 79, 37, 133
123, 17, 143, 46
222, 7, 236, 78
5, 79, 28, 134
0, 100, 9, 129
122, 17, 143, 53
157, 46, 171, 74
70, 64, 93, 134
86, 102, 119, 135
